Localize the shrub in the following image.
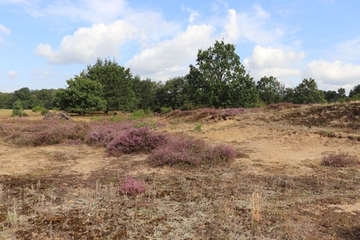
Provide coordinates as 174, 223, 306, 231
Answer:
85, 121, 134, 145
106, 127, 168, 156
194, 123, 202, 131
32, 106, 47, 115
11, 100, 27, 117
160, 107, 172, 114
118, 176, 149, 196
148, 135, 237, 167
3, 119, 90, 146
321, 152, 359, 167
131, 109, 151, 120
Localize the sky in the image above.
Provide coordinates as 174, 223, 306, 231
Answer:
0, 0, 360, 94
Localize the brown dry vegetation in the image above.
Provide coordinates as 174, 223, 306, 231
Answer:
0, 103, 360, 239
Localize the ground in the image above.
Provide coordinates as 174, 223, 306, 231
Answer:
0, 103, 359, 239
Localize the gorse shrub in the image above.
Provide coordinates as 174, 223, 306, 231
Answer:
118, 176, 149, 196
106, 127, 168, 156
321, 152, 359, 167
148, 135, 237, 166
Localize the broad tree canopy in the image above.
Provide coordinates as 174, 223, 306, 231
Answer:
187, 40, 258, 108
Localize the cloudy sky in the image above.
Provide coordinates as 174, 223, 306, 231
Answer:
0, 0, 359, 93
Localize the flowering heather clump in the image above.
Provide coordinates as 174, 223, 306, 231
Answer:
106, 127, 168, 156
3, 119, 90, 146
148, 135, 237, 167
85, 121, 134, 145
118, 176, 149, 196
321, 152, 359, 167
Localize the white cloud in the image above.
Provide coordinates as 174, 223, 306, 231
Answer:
5, 0, 128, 24
224, 9, 239, 42
126, 24, 215, 81
245, 45, 305, 68
333, 36, 360, 62
305, 60, 360, 85
0, 24, 11, 43
244, 45, 305, 83
35, 20, 139, 64
184, 8, 200, 24
223, 5, 284, 44
0, 24, 11, 35
7, 70, 18, 80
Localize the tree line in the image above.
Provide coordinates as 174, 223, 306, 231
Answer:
1, 40, 360, 113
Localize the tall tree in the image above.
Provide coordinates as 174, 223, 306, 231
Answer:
349, 84, 360, 98
81, 58, 138, 112
256, 76, 285, 104
13, 87, 32, 109
132, 76, 158, 110
55, 76, 106, 115
155, 77, 189, 110
187, 40, 258, 108
293, 78, 326, 104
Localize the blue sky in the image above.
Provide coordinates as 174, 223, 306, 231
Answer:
1, 0, 359, 93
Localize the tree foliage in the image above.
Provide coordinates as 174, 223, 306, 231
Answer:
55, 76, 106, 115
81, 58, 138, 112
349, 84, 360, 99
187, 40, 258, 108
11, 100, 27, 117
293, 78, 326, 104
132, 76, 159, 110
155, 77, 189, 110
256, 76, 285, 104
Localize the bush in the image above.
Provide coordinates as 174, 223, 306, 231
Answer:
32, 106, 48, 115
148, 135, 237, 167
4, 119, 90, 146
118, 176, 149, 196
131, 109, 152, 120
11, 100, 27, 117
85, 121, 134, 145
106, 127, 168, 156
160, 107, 172, 114
321, 152, 359, 167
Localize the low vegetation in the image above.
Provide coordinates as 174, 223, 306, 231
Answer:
321, 152, 359, 167
0, 103, 360, 239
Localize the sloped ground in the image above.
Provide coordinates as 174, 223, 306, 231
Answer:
0, 103, 359, 239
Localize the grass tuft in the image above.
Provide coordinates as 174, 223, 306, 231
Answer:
321, 152, 359, 167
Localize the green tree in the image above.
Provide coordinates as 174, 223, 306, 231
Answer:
132, 76, 158, 110
283, 88, 295, 103
337, 88, 346, 99
81, 58, 138, 113
321, 90, 337, 103
0, 92, 13, 109
11, 100, 27, 117
293, 78, 326, 104
187, 40, 258, 108
55, 76, 106, 115
155, 77, 189, 110
13, 87, 32, 109
256, 76, 285, 104
32, 89, 57, 109
349, 84, 360, 98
